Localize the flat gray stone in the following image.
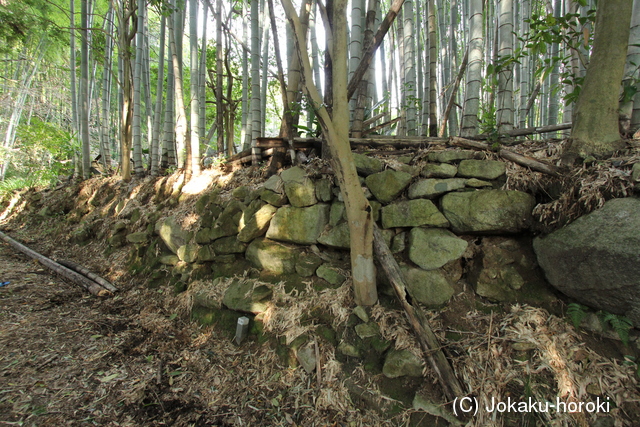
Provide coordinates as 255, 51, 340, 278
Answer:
457, 159, 506, 180
421, 163, 458, 178
212, 236, 247, 254
222, 279, 272, 314
260, 189, 288, 207
316, 264, 346, 286
281, 167, 317, 207
533, 198, 640, 324
296, 252, 323, 277
408, 228, 468, 270
155, 217, 192, 254
315, 178, 333, 202
428, 150, 481, 163
408, 178, 467, 199
177, 243, 200, 263
381, 199, 450, 228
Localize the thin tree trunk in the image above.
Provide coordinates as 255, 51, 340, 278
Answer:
150, 14, 165, 176
100, 5, 114, 169
283, 0, 377, 306
496, 0, 514, 133
250, 0, 261, 164
428, 0, 437, 136
169, 0, 188, 171
460, 0, 483, 137
132, 0, 145, 177
189, 0, 201, 179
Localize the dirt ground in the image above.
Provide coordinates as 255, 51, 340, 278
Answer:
0, 239, 390, 427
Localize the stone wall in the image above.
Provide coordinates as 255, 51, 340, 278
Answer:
131, 150, 547, 310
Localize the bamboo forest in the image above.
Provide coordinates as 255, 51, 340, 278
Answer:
1, 0, 640, 425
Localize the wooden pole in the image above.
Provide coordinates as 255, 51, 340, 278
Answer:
0, 231, 112, 296
450, 137, 562, 176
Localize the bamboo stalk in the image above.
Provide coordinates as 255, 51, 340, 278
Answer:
0, 231, 111, 296
56, 259, 118, 292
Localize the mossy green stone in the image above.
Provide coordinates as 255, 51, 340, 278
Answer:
381, 199, 449, 228
365, 170, 412, 203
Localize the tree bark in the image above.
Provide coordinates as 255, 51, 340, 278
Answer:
283, 0, 378, 306
568, 0, 633, 159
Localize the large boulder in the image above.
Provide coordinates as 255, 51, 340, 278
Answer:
408, 228, 468, 270
533, 198, 640, 324
381, 199, 449, 228
266, 204, 330, 245
245, 238, 298, 274
441, 190, 535, 234
365, 170, 413, 203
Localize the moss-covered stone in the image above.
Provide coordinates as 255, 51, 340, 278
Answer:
245, 238, 298, 274
237, 204, 277, 243
222, 279, 272, 314
316, 264, 346, 286
408, 228, 468, 270
382, 350, 423, 378
260, 189, 288, 207
177, 243, 200, 263
212, 236, 247, 254
353, 152, 384, 176
421, 162, 458, 178
365, 170, 413, 203
295, 252, 323, 277
381, 199, 449, 228
457, 159, 506, 180
315, 178, 333, 202
317, 222, 350, 249
126, 231, 149, 244
266, 204, 330, 245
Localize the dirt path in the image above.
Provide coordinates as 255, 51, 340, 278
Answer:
0, 241, 198, 426
0, 239, 380, 427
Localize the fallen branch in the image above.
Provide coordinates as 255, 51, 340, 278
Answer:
450, 137, 562, 177
373, 224, 465, 402
56, 259, 118, 293
0, 231, 111, 297
474, 122, 572, 141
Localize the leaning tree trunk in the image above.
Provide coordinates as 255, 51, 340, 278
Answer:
283, 0, 378, 306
